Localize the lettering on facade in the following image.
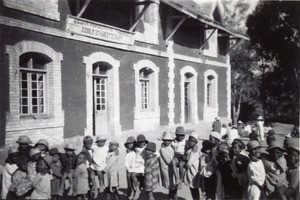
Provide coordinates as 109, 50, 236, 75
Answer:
66, 15, 134, 45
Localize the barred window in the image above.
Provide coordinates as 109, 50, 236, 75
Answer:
19, 53, 49, 115
207, 75, 215, 107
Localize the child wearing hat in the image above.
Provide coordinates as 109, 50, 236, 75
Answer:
144, 142, 159, 200
35, 139, 49, 157
16, 135, 33, 160
103, 140, 120, 200
28, 147, 42, 182
91, 135, 109, 194
73, 152, 89, 200
184, 132, 201, 200
246, 140, 265, 200
7, 156, 32, 199
130, 134, 148, 199
262, 140, 288, 198
171, 126, 187, 188
31, 155, 53, 199
59, 143, 77, 196
159, 131, 176, 199
49, 148, 62, 200
124, 136, 136, 199
231, 139, 249, 199
285, 138, 299, 200
1, 147, 19, 199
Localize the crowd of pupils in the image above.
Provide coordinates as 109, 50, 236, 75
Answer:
0, 122, 299, 200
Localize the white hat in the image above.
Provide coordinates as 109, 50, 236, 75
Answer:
161, 131, 174, 140
189, 132, 199, 141
215, 116, 220, 120
257, 116, 264, 120
210, 131, 222, 140
238, 120, 243, 124
95, 135, 107, 142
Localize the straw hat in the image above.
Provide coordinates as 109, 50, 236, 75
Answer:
267, 140, 285, 152
189, 132, 199, 142
16, 135, 32, 144
210, 131, 222, 141
30, 147, 41, 157
257, 116, 264, 121
136, 134, 148, 143
246, 140, 262, 152
95, 135, 107, 143
109, 140, 119, 146
64, 143, 76, 151
146, 142, 156, 152
215, 116, 220, 120
35, 139, 49, 150
175, 126, 186, 135
285, 138, 300, 152
161, 131, 174, 141
124, 136, 136, 147
49, 148, 60, 156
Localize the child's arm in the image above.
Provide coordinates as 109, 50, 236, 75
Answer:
104, 154, 118, 172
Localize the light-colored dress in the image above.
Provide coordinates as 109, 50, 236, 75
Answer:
247, 159, 265, 200
1, 163, 18, 199
159, 144, 175, 189
92, 145, 108, 171
73, 163, 89, 195
184, 146, 200, 188
104, 150, 119, 187
30, 173, 52, 199
125, 151, 136, 173
132, 147, 146, 173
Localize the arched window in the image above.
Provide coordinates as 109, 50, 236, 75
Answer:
19, 53, 50, 115
207, 75, 216, 107
133, 60, 160, 131
204, 70, 219, 121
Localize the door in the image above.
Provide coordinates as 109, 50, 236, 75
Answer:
93, 76, 108, 136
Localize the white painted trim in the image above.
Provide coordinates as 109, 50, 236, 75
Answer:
167, 41, 175, 126
83, 52, 121, 137
226, 56, 231, 120
5, 40, 64, 144
203, 69, 219, 121
0, 16, 230, 68
133, 59, 160, 131
180, 66, 199, 124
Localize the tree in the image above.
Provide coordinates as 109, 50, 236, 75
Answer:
246, 0, 300, 123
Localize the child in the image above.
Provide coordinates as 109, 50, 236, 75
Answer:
231, 139, 249, 199
263, 140, 288, 198
159, 131, 175, 199
31, 155, 53, 199
199, 140, 214, 197
124, 136, 136, 199
16, 135, 33, 160
73, 152, 89, 200
49, 148, 62, 200
1, 147, 19, 199
246, 140, 265, 200
183, 132, 200, 200
171, 126, 187, 188
28, 147, 42, 182
144, 142, 159, 200
103, 140, 120, 200
81, 136, 98, 198
92, 135, 109, 194
7, 156, 32, 199
130, 134, 148, 199
60, 143, 77, 196
34, 139, 49, 156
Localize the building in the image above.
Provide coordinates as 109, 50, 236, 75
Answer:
0, 0, 247, 146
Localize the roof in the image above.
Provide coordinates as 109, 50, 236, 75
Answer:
161, 0, 248, 40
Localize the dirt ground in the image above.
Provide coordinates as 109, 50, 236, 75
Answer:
0, 122, 294, 200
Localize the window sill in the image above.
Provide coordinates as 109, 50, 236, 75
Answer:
20, 114, 52, 120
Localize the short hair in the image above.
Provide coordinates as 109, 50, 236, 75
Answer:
83, 136, 93, 142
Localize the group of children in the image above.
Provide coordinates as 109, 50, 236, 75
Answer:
1, 124, 299, 200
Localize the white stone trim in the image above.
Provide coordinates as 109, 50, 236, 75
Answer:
133, 59, 160, 131
180, 66, 199, 124
203, 69, 219, 121
4, 41, 64, 145
0, 16, 230, 68
167, 41, 175, 126
226, 57, 231, 120
83, 52, 121, 137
